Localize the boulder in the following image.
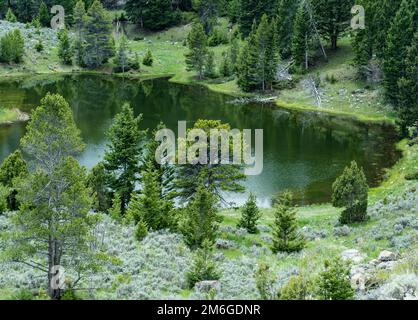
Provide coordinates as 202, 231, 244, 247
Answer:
378, 250, 396, 262
342, 249, 366, 263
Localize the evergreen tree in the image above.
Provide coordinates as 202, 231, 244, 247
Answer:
115, 35, 129, 73
192, 0, 219, 34
383, 0, 417, 104
83, 0, 114, 69
238, 193, 261, 233
134, 218, 148, 241
291, 0, 311, 71
86, 162, 112, 212
237, 22, 259, 91
271, 191, 305, 253
142, 49, 153, 66
275, 0, 299, 58
219, 50, 233, 77
332, 160, 368, 224
0, 150, 28, 211
255, 262, 276, 299
5, 7, 17, 22
317, 257, 355, 300
238, 0, 277, 37
185, 22, 209, 80
313, 0, 353, 50
0, 29, 25, 63
175, 119, 245, 201
125, 0, 178, 31
397, 31, 418, 134
103, 103, 146, 214
186, 239, 220, 288
73, 0, 87, 66
38, 1, 50, 27
16, 0, 37, 22
180, 183, 221, 249
127, 161, 174, 230
58, 28, 73, 65
8, 93, 100, 300
204, 50, 216, 78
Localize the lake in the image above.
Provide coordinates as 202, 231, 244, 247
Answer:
0, 74, 400, 206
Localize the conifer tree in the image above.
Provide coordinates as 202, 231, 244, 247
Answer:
317, 257, 354, 300
397, 31, 418, 135
238, 0, 277, 37
237, 22, 259, 91
38, 1, 50, 27
193, 0, 219, 34
83, 0, 114, 69
291, 0, 311, 71
115, 35, 129, 73
332, 160, 368, 224
73, 0, 87, 66
238, 193, 261, 234
0, 29, 25, 64
0, 150, 28, 211
58, 28, 73, 65
186, 239, 220, 288
103, 104, 146, 214
5, 7, 17, 22
86, 162, 112, 212
275, 0, 299, 58
383, 0, 417, 104
204, 50, 216, 78
185, 22, 209, 80
180, 182, 221, 249
271, 191, 305, 253
142, 49, 153, 66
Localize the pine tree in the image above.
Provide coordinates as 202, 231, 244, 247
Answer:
204, 50, 216, 78
180, 183, 221, 249
175, 119, 245, 201
219, 50, 233, 77
317, 257, 355, 300
185, 22, 209, 80
275, 0, 299, 59
58, 28, 73, 65
127, 161, 174, 230
16, 0, 37, 22
83, 0, 114, 69
186, 239, 220, 288
142, 49, 153, 66
313, 0, 353, 50
103, 103, 146, 214
86, 162, 112, 212
255, 262, 276, 299
292, 0, 311, 71
73, 0, 87, 66
237, 22, 259, 91
238, 0, 277, 37
38, 1, 50, 27
193, 0, 219, 34
332, 160, 368, 224
271, 191, 305, 253
115, 35, 129, 73
383, 0, 417, 104
5, 8, 17, 22
9, 93, 99, 300
238, 193, 261, 233
0, 150, 28, 211
397, 31, 418, 136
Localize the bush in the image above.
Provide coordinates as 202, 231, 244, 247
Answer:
186, 240, 220, 289
317, 257, 354, 300
11, 289, 34, 300
278, 275, 313, 300
332, 161, 369, 224
255, 262, 276, 300
35, 40, 44, 52
325, 74, 337, 84
135, 219, 148, 241
142, 49, 153, 66
0, 29, 25, 63
5, 8, 17, 23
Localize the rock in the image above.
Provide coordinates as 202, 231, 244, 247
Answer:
377, 261, 396, 270
342, 249, 366, 263
351, 273, 366, 291
338, 89, 346, 96
378, 250, 396, 262
195, 280, 221, 294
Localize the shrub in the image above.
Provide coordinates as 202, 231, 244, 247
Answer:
325, 74, 337, 84
317, 257, 354, 300
142, 49, 153, 66
35, 40, 44, 52
237, 193, 261, 234
11, 289, 34, 300
332, 161, 369, 224
5, 8, 17, 23
135, 219, 148, 241
186, 240, 220, 289
254, 262, 276, 300
278, 274, 313, 300
0, 29, 25, 63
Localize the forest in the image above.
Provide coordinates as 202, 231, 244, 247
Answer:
0, 0, 416, 302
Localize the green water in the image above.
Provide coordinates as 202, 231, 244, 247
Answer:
0, 74, 400, 206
